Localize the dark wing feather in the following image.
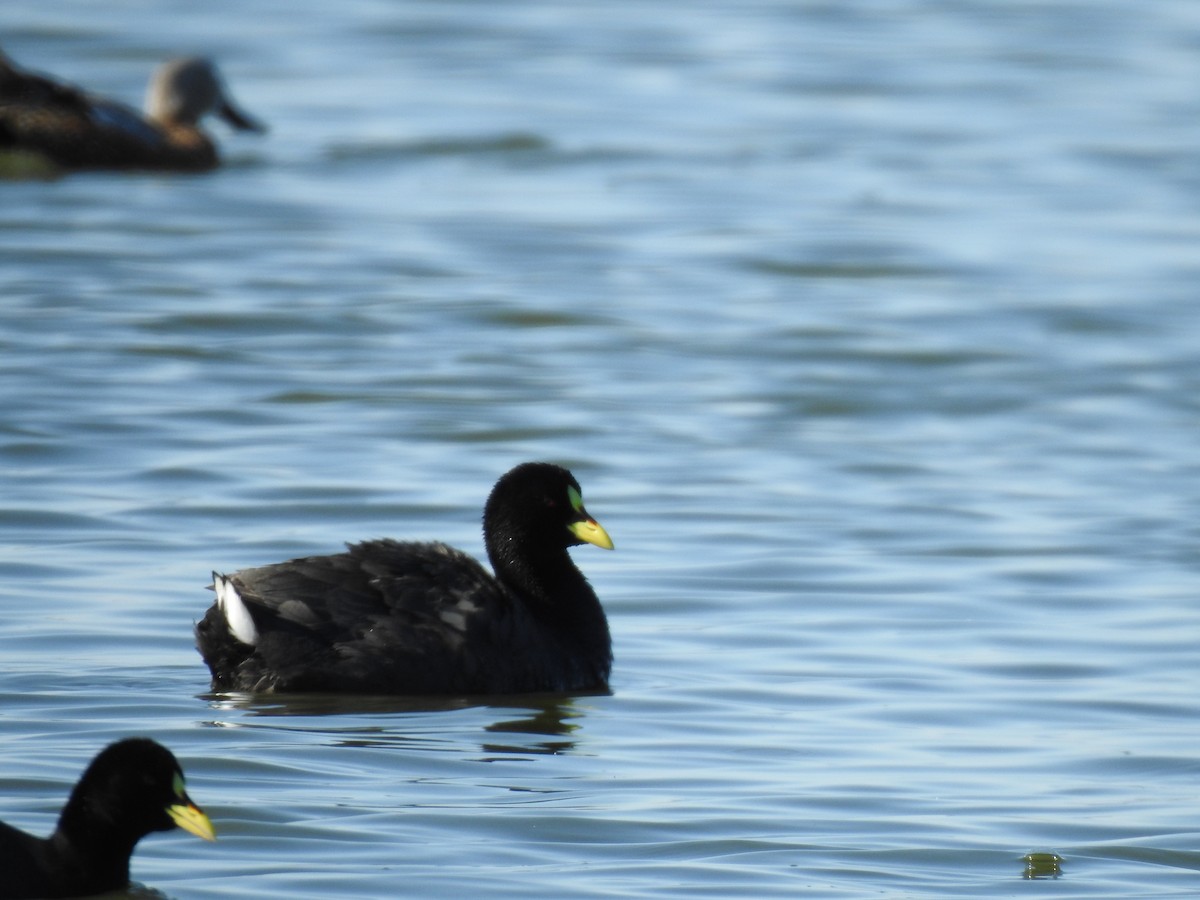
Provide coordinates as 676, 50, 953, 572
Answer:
218, 539, 526, 693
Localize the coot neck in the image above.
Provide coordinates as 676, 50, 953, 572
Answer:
53, 804, 136, 890
486, 536, 610, 653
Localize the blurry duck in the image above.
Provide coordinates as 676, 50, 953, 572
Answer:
0, 51, 264, 174
0, 738, 215, 899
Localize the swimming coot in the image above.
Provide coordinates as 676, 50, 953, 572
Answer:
0, 737, 215, 900
196, 462, 614, 695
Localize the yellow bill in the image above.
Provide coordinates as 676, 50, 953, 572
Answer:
168, 800, 217, 842
568, 517, 614, 551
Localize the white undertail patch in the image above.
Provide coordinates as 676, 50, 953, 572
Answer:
214, 573, 259, 646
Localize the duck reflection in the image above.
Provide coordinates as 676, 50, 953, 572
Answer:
481, 700, 582, 756
202, 691, 591, 756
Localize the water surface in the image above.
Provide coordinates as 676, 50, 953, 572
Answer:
1, 1, 1198, 897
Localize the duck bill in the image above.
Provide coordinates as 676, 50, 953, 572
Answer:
568, 517, 614, 551
218, 98, 266, 133
168, 800, 217, 842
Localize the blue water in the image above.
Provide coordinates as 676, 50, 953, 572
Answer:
1, 1, 1199, 896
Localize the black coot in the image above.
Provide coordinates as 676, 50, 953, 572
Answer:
196, 462, 614, 695
0, 737, 215, 900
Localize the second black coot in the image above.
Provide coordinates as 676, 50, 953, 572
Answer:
0, 737, 214, 900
